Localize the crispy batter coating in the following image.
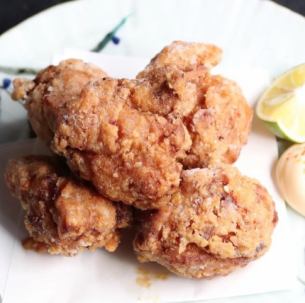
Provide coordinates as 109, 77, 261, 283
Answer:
137, 41, 253, 167
12, 42, 252, 208
12, 60, 192, 207
52, 78, 191, 207
134, 166, 277, 278
5, 156, 131, 256
137, 41, 222, 74
182, 75, 253, 167
12, 59, 107, 142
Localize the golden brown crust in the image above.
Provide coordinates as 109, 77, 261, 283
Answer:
5, 156, 131, 256
138, 42, 253, 167
134, 166, 277, 278
52, 78, 191, 206
13, 59, 107, 142
12, 42, 252, 208
137, 41, 222, 75
182, 75, 253, 167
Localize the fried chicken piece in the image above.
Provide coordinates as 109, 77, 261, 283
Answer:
13, 64, 192, 207
12, 42, 252, 208
52, 78, 191, 208
181, 75, 253, 167
137, 41, 253, 167
137, 41, 222, 75
134, 166, 277, 278
12, 59, 107, 142
5, 156, 131, 256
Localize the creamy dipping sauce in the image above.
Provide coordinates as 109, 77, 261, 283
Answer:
276, 143, 305, 217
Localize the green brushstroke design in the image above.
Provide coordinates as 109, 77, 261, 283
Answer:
91, 14, 132, 52
0, 14, 132, 76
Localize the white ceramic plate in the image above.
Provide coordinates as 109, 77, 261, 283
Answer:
1, 0, 305, 302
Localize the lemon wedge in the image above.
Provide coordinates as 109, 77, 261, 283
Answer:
256, 63, 305, 143
276, 143, 305, 217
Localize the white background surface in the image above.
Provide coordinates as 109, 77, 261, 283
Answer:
0, 0, 305, 302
